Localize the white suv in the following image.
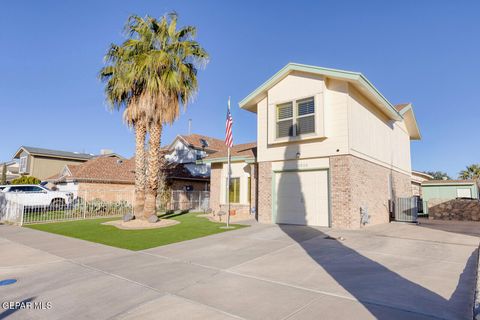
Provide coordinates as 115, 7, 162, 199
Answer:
2, 185, 73, 209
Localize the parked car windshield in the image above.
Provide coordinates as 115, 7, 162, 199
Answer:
8, 186, 44, 192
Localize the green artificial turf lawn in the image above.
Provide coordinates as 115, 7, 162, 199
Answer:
26, 212, 248, 251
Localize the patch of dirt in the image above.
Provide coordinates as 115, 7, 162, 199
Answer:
102, 218, 179, 230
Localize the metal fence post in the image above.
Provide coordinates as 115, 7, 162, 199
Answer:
20, 203, 24, 226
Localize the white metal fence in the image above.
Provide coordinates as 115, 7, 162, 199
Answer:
0, 189, 210, 225
160, 190, 210, 212
1, 189, 134, 225
394, 197, 418, 223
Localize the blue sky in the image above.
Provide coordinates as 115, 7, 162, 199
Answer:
0, 1, 479, 178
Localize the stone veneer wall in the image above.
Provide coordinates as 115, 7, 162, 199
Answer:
209, 163, 222, 214
257, 161, 272, 223
330, 155, 411, 228
77, 182, 135, 203
428, 198, 480, 221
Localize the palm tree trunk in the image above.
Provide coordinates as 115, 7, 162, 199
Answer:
144, 121, 163, 220
134, 120, 147, 219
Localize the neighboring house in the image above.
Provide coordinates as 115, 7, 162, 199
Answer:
201, 143, 257, 220
47, 152, 210, 202
45, 156, 133, 199
211, 63, 420, 229
165, 133, 227, 180
0, 161, 20, 183
422, 180, 479, 213
12, 146, 103, 180
411, 171, 433, 196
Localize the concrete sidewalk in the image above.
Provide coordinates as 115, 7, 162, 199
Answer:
0, 219, 478, 319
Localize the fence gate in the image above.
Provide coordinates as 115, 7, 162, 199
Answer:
394, 197, 418, 223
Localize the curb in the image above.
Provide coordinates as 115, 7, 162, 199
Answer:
474, 244, 480, 320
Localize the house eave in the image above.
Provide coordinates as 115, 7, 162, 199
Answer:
197, 156, 256, 164
239, 63, 403, 121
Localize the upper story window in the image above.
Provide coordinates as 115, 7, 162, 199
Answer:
276, 97, 315, 138
19, 156, 27, 173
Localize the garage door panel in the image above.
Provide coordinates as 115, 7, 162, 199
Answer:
275, 170, 329, 227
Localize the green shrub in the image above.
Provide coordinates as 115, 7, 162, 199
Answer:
12, 176, 41, 185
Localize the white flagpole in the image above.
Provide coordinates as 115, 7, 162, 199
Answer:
227, 96, 231, 228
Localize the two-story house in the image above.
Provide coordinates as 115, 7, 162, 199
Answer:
165, 133, 227, 186
13, 146, 98, 181
205, 63, 420, 229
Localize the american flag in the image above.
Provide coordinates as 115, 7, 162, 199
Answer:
225, 108, 233, 148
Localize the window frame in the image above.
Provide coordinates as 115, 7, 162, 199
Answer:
275, 96, 316, 139
295, 97, 316, 135
19, 156, 27, 173
226, 177, 241, 204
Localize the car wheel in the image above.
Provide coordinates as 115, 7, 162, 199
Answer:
50, 199, 66, 210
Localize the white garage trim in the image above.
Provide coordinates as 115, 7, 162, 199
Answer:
271, 168, 331, 227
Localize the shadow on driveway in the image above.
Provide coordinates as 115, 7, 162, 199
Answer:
278, 224, 477, 319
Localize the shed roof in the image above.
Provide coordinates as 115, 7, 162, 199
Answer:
422, 180, 477, 186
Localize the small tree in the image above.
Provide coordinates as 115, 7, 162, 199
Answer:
423, 171, 451, 180
11, 176, 41, 185
0, 163, 6, 185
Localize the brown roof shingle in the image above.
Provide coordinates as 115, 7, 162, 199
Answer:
47, 156, 135, 183
47, 153, 208, 183
177, 134, 227, 152
204, 142, 257, 160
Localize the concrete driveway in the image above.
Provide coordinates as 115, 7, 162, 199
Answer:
0, 219, 478, 320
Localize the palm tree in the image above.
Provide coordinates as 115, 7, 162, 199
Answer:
100, 13, 208, 221
459, 164, 480, 180
124, 13, 208, 220
99, 42, 149, 219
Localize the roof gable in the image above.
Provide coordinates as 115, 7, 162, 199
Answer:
239, 63, 402, 121
169, 134, 227, 153
13, 146, 94, 161
394, 103, 421, 140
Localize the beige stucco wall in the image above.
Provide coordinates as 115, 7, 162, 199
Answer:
219, 161, 252, 206
255, 73, 412, 177
31, 156, 87, 180
348, 85, 412, 175
411, 172, 431, 196
209, 162, 255, 221
257, 74, 350, 163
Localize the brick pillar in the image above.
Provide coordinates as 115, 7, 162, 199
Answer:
209, 163, 222, 214
257, 161, 272, 223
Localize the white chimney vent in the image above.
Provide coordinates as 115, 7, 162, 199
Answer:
100, 149, 113, 155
